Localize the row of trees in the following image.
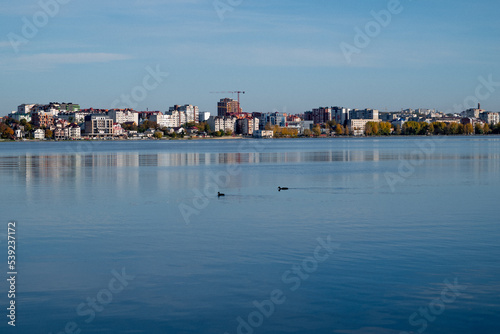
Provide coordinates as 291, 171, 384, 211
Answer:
1, 118, 38, 139
365, 121, 499, 136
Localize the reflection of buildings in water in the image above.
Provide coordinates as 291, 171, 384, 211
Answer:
15, 149, 500, 193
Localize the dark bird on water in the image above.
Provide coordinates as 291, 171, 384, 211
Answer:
278, 187, 289, 191
218, 192, 225, 197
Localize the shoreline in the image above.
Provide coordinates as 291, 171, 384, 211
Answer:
2, 134, 499, 143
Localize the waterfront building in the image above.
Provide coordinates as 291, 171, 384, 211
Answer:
463, 107, 482, 118
199, 112, 211, 122
253, 130, 274, 138
349, 109, 379, 120
304, 107, 332, 124
347, 119, 381, 136
32, 111, 55, 128
332, 107, 350, 125
84, 114, 114, 138
8, 110, 31, 122
17, 104, 36, 114
236, 117, 259, 135
169, 105, 199, 123
33, 129, 45, 139
108, 109, 139, 125
217, 98, 241, 117
258, 112, 287, 128
207, 116, 237, 133
479, 112, 499, 125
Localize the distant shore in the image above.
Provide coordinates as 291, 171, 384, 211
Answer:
2, 134, 500, 143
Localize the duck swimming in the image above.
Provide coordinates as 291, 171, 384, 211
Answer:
278, 187, 289, 191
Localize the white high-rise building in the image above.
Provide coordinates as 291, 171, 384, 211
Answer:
199, 112, 211, 122
169, 105, 199, 123
17, 104, 35, 114
108, 110, 139, 125
207, 116, 237, 133
152, 111, 187, 128
349, 109, 379, 120
332, 107, 350, 124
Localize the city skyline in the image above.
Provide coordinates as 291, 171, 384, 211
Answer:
1, 0, 500, 116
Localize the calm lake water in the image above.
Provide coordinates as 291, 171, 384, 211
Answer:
1, 137, 499, 334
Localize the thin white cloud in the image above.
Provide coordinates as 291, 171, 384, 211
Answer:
168, 43, 371, 68
19, 52, 131, 64
2, 52, 132, 71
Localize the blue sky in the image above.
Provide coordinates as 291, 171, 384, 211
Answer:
1, 0, 500, 116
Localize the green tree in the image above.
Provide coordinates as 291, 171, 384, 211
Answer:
493, 122, 500, 134
45, 129, 53, 139
418, 123, 428, 135
154, 131, 163, 139
1, 124, 14, 139
483, 123, 491, 134
464, 123, 474, 135
427, 123, 434, 135
326, 120, 337, 130
313, 124, 321, 136
402, 121, 421, 135
303, 129, 312, 137
364, 122, 376, 136
448, 123, 459, 135
475, 123, 483, 135
394, 124, 401, 135
432, 122, 446, 135
335, 124, 343, 135
378, 122, 392, 136
344, 126, 350, 136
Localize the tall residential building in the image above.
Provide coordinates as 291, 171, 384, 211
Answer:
32, 112, 54, 128
17, 104, 36, 114
463, 108, 482, 118
84, 114, 114, 138
8, 110, 31, 122
217, 98, 241, 117
258, 112, 287, 128
169, 105, 199, 123
304, 107, 332, 124
152, 111, 187, 128
199, 112, 211, 122
236, 118, 259, 135
332, 107, 350, 125
207, 116, 237, 133
349, 109, 379, 120
58, 103, 80, 112
108, 109, 139, 125
347, 119, 381, 136
479, 112, 499, 125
